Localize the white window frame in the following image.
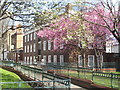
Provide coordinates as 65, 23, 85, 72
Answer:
48, 40, 51, 50
30, 56, 32, 64
60, 55, 64, 65
43, 55, 46, 65
27, 56, 29, 64
34, 56, 37, 64
27, 45, 29, 53
34, 43, 36, 52
24, 46, 26, 53
54, 55, 57, 65
30, 44, 32, 52
48, 55, 51, 63
78, 55, 83, 67
25, 36, 26, 42
88, 55, 94, 67
34, 32, 36, 40
28, 34, 29, 42
31, 33, 32, 41
24, 56, 26, 64
38, 41, 41, 50
43, 41, 46, 51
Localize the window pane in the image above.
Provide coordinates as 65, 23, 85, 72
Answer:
88, 55, 94, 67
48, 40, 51, 50
54, 55, 57, 65
28, 34, 29, 42
34, 32, 36, 40
25, 36, 26, 42
78, 55, 82, 67
34, 43, 36, 52
42, 55, 46, 65
60, 55, 64, 65
31, 33, 32, 41
30, 56, 32, 64
48, 55, 51, 63
43, 41, 46, 51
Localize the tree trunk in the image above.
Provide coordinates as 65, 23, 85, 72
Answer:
117, 38, 120, 57
118, 43, 120, 57
83, 52, 86, 68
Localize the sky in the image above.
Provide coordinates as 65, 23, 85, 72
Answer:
10, 0, 120, 26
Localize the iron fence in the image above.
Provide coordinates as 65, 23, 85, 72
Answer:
46, 62, 120, 89
1, 61, 120, 89
0, 61, 71, 90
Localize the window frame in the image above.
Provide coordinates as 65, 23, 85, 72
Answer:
27, 56, 29, 64
48, 40, 51, 50
30, 44, 32, 52
27, 45, 29, 53
28, 34, 29, 42
34, 32, 36, 40
48, 55, 51, 63
25, 36, 26, 42
30, 56, 32, 64
88, 55, 94, 67
31, 33, 32, 41
43, 55, 46, 65
53, 55, 57, 65
43, 41, 46, 51
34, 43, 36, 52
78, 55, 83, 67
60, 55, 64, 65
24, 45, 26, 53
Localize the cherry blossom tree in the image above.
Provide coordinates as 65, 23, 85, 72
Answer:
37, 16, 95, 67
37, 13, 108, 70
80, 0, 120, 56
88, 22, 107, 70
37, 16, 90, 49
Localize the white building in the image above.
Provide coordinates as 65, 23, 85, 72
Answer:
106, 35, 119, 53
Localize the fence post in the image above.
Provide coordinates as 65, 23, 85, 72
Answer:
84, 68, 86, 79
92, 71, 94, 82
28, 68, 30, 77
68, 66, 69, 77
118, 78, 120, 88
18, 82, 21, 88
34, 71, 35, 80
42, 71, 44, 81
77, 68, 80, 78
111, 73, 113, 88
68, 79, 71, 90
53, 80, 55, 90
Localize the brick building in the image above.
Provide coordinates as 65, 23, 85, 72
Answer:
23, 28, 38, 65
37, 37, 68, 66
37, 36, 104, 69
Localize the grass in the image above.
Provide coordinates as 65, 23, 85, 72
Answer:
59, 70, 120, 89
111, 72, 120, 74
0, 68, 31, 89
